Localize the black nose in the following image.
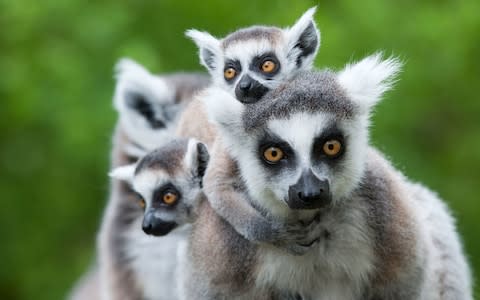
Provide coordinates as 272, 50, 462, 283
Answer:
234, 75, 269, 104
287, 169, 331, 210
239, 80, 251, 91
142, 210, 177, 236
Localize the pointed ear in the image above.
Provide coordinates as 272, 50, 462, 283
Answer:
338, 53, 402, 114
113, 58, 174, 129
184, 139, 210, 183
286, 7, 320, 68
185, 29, 221, 74
200, 87, 244, 134
109, 164, 136, 183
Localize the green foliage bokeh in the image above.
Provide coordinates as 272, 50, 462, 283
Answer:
0, 0, 479, 299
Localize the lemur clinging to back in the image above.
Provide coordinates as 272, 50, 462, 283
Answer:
179, 55, 472, 299
176, 7, 323, 251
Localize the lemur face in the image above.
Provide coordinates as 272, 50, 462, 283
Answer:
203, 54, 401, 215
187, 7, 320, 104
110, 139, 209, 236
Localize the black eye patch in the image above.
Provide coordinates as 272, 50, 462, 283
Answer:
250, 52, 281, 77
152, 183, 181, 209
257, 131, 295, 172
311, 126, 346, 163
223, 59, 242, 83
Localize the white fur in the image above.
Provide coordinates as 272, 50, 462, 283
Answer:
201, 86, 244, 133
109, 164, 136, 182
285, 6, 320, 68
183, 138, 200, 172
124, 218, 190, 300
255, 197, 376, 299
113, 58, 177, 151
185, 29, 222, 72
338, 53, 402, 113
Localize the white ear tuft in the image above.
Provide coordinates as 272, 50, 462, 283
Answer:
200, 87, 244, 130
185, 29, 221, 73
109, 164, 136, 183
113, 58, 174, 113
338, 53, 402, 112
286, 6, 320, 69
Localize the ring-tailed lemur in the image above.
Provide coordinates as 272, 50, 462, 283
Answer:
179, 54, 472, 299
186, 6, 320, 104
69, 61, 210, 300
106, 138, 209, 299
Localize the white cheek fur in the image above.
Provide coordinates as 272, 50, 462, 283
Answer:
222, 112, 369, 218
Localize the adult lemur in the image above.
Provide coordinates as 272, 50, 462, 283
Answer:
179, 54, 472, 299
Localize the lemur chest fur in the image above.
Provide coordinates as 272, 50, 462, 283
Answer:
125, 218, 189, 300
254, 201, 376, 299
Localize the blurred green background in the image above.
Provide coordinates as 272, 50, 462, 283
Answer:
1, 0, 479, 299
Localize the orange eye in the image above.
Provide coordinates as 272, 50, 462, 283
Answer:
224, 67, 237, 80
323, 140, 342, 157
138, 198, 146, 209
261, 60, 276, 73
263, 147, 284, 163
162, 192, 178, 205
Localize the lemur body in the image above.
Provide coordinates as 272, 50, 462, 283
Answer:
179, 56, 472, 299
69, 60, 210, 300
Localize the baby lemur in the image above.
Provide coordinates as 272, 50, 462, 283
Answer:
107, 138, 209, 299
179, 55, 472, 299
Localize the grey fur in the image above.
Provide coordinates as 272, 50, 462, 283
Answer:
135, 139, 189, 175
242, 70, 356, 132
221, 26, 283, 48
181, 67, 472, 299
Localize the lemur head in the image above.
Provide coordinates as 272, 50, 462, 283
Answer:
186, 7, 320, 104
203, 53, 401, 218
110, 138, 210, 236
113, 58, 180, 155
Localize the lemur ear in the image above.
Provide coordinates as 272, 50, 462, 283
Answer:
184, 139, 210, 181
338, 53, 402, 114
201, 87, 244, 134
114, 58, 174, 129
109, 164, 136, 183
286, 7, 320, 69
185, 29, 221, 74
